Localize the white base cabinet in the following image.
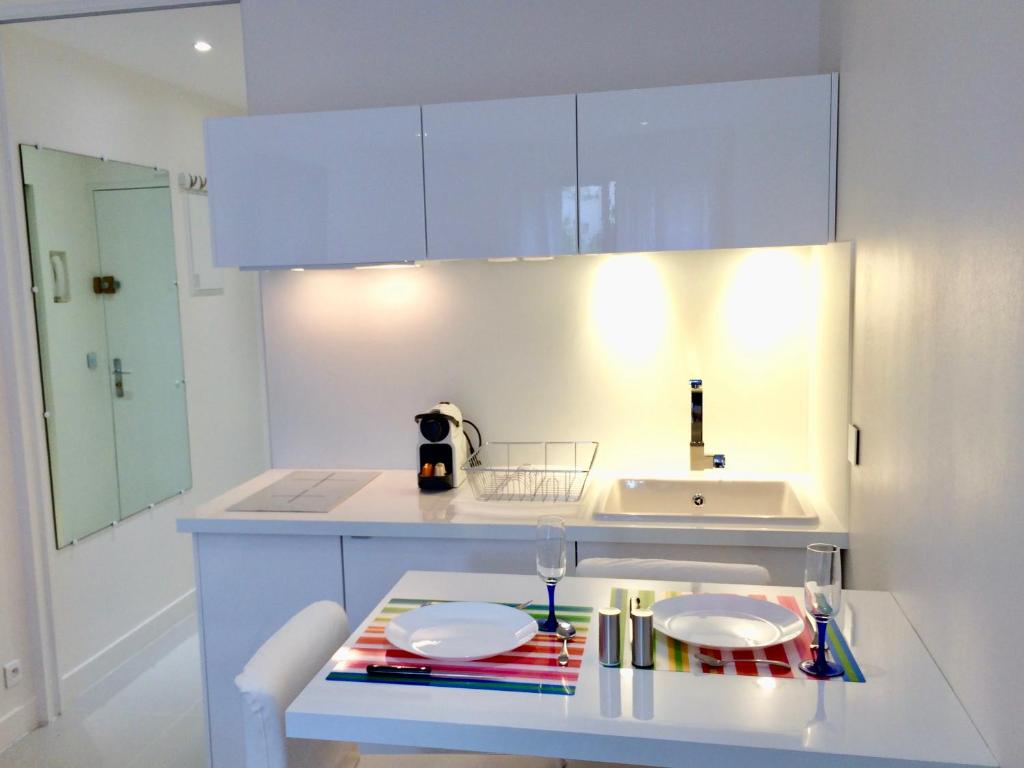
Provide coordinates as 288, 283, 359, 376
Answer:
192, 532, 543, 768
576, 541, 808, 586
341, 535, 554, 628
193, 534, 344, 768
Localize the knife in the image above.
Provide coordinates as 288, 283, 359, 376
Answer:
365, 664, 503, 682
365, 664, 433, 678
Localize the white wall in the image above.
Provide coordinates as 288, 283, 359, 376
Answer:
0, 352, 37, 754
241, 0, 830, 113
0, 28, 269, 706
836, 2, 1023, 765
263, 246, 852, 509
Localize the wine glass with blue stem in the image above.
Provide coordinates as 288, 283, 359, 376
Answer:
536, 515, 566, 632
800, 543, 844, 678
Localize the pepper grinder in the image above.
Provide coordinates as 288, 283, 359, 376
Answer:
630, 598, 654, 669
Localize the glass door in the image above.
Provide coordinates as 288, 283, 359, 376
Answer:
93, 186, 192, 518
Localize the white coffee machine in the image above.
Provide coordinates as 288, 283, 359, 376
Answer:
414, 402, 468, 492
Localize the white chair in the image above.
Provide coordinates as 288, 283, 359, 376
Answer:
575, 557, 770, 585
235, 600, 565, 768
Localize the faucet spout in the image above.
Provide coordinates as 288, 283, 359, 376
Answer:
689, 379, 725, 471
689, 378, 704, 446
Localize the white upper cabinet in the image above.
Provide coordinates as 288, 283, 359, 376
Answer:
205, 106, 426, 268
422, 94, 578, 260
577, 74, 836, 254
205, 76, 836, 268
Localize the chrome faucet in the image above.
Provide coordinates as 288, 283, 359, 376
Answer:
690, 379, 725, 470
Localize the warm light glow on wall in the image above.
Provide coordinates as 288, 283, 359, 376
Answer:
285, 264, 427, 326
365, 268, 424, 309
588, 254, 669, 363
722, 249, 808, 351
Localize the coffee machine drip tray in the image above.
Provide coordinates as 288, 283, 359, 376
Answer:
227, 470, 380, 513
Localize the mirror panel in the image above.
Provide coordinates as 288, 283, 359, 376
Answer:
20, 145, 192, 547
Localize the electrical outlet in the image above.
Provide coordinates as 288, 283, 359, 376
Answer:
3, 660, 22, 689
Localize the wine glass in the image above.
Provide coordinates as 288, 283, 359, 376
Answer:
536, 515, 566, 632
800, 543, 844, 678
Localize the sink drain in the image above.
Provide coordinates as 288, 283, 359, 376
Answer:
692, 493, 705, 507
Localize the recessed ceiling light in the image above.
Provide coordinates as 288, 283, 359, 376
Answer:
194, 40, 212, 53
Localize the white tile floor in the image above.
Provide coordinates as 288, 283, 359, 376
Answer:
0, 616, 208, 768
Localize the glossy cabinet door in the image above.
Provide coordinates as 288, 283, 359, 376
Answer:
578, 74, 836, 254
205, 106, 426, 267
341, 536, 568, 629
422, 94, 578, 260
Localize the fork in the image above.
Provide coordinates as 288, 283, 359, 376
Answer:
694, 652, 791, 670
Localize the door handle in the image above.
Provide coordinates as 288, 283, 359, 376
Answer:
112, 358, 132, 398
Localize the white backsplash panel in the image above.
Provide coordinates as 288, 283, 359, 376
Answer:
261, 245, 850, 486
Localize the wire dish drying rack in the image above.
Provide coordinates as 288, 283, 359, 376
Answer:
462, 441, 599, 503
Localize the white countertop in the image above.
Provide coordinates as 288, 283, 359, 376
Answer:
177, 469, 848, 548
286, 570, 994, 767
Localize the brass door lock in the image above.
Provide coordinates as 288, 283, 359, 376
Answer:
92, 275, 120, 294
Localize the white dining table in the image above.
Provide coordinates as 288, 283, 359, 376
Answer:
285, 570, 995, 768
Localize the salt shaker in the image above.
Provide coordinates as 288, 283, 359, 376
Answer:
598, 607, 622, 667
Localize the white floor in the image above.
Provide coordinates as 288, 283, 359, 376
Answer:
0, 616, 207, 768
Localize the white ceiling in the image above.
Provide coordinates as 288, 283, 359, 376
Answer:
8, 2, 246, 109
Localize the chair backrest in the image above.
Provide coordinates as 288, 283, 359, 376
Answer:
234, 601, 350, 768
576, 557, 771, 585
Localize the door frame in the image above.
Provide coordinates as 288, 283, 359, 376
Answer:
0, 49, 63, 726
0, 0, 233, 24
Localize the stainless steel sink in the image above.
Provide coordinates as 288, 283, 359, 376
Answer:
594, 477, 819, 524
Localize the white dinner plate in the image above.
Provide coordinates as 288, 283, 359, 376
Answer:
385, 602, 538, 661
651, 594, 804, 650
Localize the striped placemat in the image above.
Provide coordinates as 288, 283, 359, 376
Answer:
611, 588, 865, 683
326, 598, 592, 695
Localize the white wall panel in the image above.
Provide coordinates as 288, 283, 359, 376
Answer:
260, 246, 850, 479
837, 2, 1024, 765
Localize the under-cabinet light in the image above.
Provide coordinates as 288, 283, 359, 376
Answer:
194, 40, 212, 53
353, 262, 421, 270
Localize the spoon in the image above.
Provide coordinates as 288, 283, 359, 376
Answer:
694, 652, 791, 670
556, 621, 577, 666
